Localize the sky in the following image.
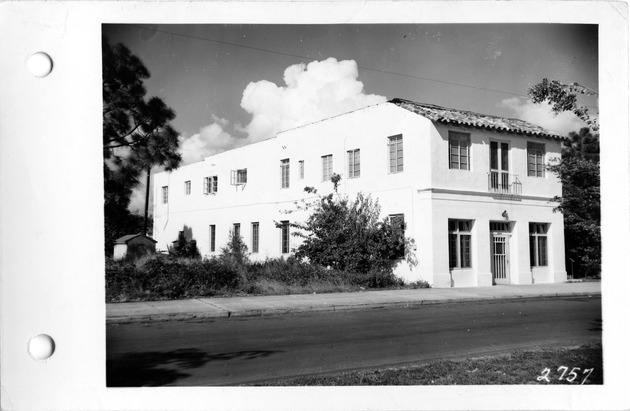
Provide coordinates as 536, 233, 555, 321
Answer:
102, 24, 598, 213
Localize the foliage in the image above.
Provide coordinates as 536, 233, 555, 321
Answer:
549, 131, 601, 277
529, 78, 601, 277
562, 127, 600, 163
102, 36, 182, 255
286, 174, 417, 276
105, 254, 424, 302
220, 230, 250, 266
527, 78, 598, 132
105, 255, 241, 302
168, 230, 200, 259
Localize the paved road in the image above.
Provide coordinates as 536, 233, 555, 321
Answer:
106, 296, 602, 386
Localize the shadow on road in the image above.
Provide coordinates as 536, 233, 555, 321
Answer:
107, 348, 280, 386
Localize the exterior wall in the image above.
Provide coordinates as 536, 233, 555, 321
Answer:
153, 102, 567, 287
112, 236, 156, 260
112, 244, 127, 260
153, 103, 433, 270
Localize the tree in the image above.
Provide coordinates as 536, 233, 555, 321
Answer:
527, 78, 599, 132
528, 78, 601, 277
548, 128, 600, 277
220, 230, 250, 266
286, 174, 416, 275
102, 36, 182, 255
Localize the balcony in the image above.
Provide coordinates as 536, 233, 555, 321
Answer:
488, 171, 521, 199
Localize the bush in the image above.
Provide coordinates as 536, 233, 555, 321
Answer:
105, 254, 241, 302
288, 174, 417, 275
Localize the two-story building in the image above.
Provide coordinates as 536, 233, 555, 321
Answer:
152, 98, 568, 288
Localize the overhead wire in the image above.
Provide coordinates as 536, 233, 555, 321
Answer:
126, 24, 599, 110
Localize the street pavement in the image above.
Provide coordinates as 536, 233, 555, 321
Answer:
106, 281, 601, 324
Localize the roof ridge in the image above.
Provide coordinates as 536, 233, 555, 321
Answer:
388, 97, 565, 140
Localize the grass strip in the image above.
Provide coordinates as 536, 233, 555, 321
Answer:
252, 345, 602, 386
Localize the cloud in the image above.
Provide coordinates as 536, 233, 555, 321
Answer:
500, 97, 586, 136
132, 57, 386, 213
178, 115, 245, 165
240, 57, 387, 141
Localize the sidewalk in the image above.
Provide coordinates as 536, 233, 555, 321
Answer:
106, 282, 601, 324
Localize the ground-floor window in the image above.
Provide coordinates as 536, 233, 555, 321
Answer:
280, 220, 290, 254
233, 223, 241, 239
209, 225, 216, 252
388, 214, 406, 259
252, 222, 259, 253
449, 219, 473, 269
529, 223, 549, 266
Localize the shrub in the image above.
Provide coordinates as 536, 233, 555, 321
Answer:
287, 174, 417, 276
105, 254, 242, 302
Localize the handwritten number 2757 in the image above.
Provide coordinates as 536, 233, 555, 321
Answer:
537, 367, 594, 384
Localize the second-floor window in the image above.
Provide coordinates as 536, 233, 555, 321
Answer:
299, 160, 305, 179
231, 169, 247, 185
185, 180, 191, 195
449, 131, 470, 170
388, 135, 403, 173
527, 142, 545, 177
280, 159, 290, 188
347, 149, 360, 178
162, 186, 168, 204
322, 154, 333, 181
204, 176, 218, 194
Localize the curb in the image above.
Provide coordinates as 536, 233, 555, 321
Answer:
106, 291, 600, 325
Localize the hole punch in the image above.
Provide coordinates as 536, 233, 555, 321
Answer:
26, 52, 53, 77
28, 334, 55, 360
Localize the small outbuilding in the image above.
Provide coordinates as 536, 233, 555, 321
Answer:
113, 233, 157, 260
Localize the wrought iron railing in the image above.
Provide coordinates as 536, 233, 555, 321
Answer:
488, 171, 522, 196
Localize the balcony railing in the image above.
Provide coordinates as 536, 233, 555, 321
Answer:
488, 171, 522, 197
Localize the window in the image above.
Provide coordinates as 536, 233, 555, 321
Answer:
280, 159, 290, 188
162, 186, 168, 204
347, 149, 360, 178
280, 220, 290, 254
204, 176, 218, 194
449, 131, 470, 170
233, 223, 241, 239
529, 223, 548, 266
299, 160, 304, 179
252, 222, 259, 253
322, 154, 333, 181
231, 169, 247, 185
388, 214, 405, 259
527, 142, 545, 177
388, 135, 403, 173
448, 219, 473, 269
209, 225, 216, 252
185, 180, 191, 195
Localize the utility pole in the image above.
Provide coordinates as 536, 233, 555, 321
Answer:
143, 167, 150, 236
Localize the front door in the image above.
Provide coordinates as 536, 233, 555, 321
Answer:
491, 233, 510, 284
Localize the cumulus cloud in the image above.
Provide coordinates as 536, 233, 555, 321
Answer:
501, 97, 586, 136
240, 58, 387, 141
178, 115, 245, 165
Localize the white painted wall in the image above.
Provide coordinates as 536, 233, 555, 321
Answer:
153, 102, 567, 287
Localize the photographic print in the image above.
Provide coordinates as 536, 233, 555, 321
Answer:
102, 23, 601, 387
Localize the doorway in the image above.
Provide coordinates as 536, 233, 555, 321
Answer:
490, 222, 511, 285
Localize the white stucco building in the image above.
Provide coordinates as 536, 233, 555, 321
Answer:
153, 98, 567, 288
